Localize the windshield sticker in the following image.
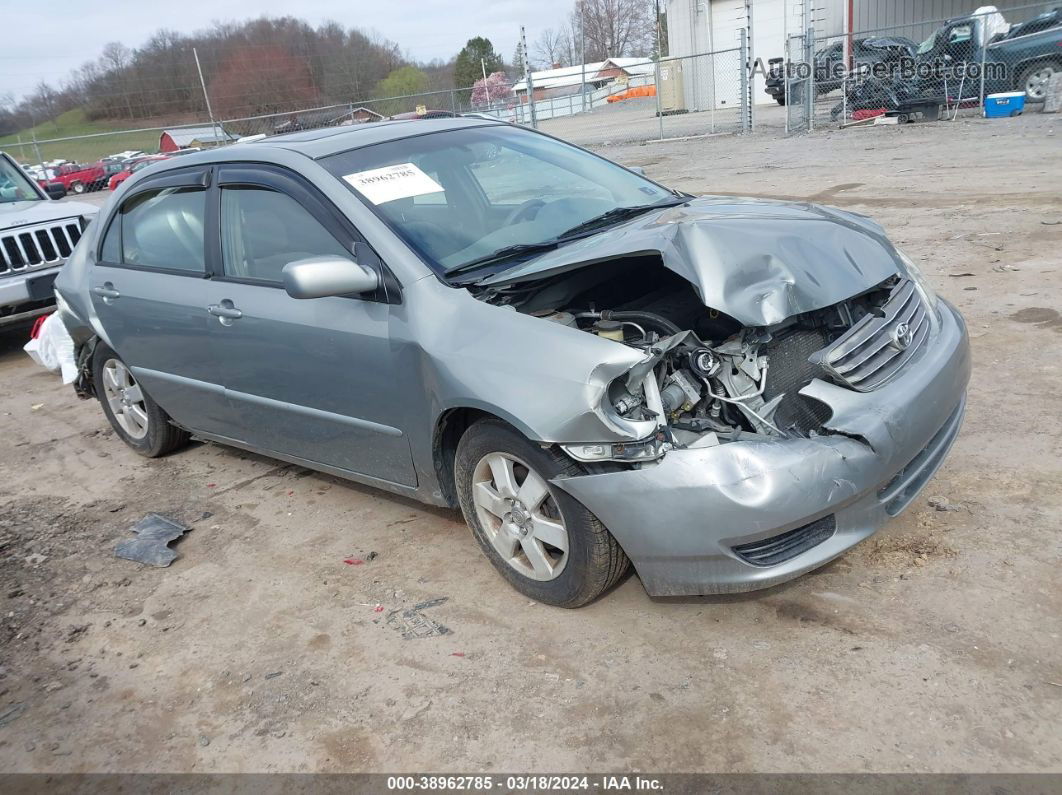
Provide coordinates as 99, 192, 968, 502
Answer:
343, 163, 443, 205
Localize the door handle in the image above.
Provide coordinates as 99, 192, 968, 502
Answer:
92, 283, 120, 302
207, 301, 242, 325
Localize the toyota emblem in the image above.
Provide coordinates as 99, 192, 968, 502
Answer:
891, 322, 914, 351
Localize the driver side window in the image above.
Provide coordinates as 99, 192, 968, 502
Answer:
220, 186, 352, 284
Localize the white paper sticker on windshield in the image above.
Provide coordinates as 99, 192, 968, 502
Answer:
343, 163, 443, 205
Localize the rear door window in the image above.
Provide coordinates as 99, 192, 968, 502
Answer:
116, 187, 206, 272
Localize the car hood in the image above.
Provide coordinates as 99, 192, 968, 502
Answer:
0, 199, 99, 228
478, 196, 904, 326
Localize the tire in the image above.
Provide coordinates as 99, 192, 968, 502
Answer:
455, 418, 629, 607
93, 343, 190, 458
71, 181, 85, 194
775, 95, 786, 106
1018, 61, 1060, 103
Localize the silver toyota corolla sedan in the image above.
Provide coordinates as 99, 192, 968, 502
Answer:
54, 118, 970, 607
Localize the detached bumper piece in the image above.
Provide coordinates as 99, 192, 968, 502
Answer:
733, 515, 836, 567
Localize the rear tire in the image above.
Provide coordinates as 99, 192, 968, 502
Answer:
455, 418, 629, 607
93, 343, 190, 458
1018, 61, 1059, 102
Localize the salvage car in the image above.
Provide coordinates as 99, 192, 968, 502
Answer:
54, 119, 970, 606
1, 151, 97, 326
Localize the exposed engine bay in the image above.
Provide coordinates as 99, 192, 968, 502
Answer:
473, 256, 907, 457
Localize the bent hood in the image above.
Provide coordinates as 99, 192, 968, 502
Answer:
479, 196, 904, 326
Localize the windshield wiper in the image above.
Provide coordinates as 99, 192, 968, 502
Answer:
445, 241, 562, 276
554, 197, 687, 239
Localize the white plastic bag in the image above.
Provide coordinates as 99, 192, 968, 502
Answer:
23, 312, 78, 384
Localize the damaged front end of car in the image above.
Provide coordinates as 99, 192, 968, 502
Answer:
466, 198, 971, 596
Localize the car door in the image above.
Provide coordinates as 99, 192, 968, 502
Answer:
89, 166, 231, 434
203, 163, 417, 487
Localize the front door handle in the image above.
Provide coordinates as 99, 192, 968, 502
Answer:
207, 300, 242, 325
92, 283, 120, 303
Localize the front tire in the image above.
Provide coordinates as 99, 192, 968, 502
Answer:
70, 181, 85, 194
455, 418, 629, 607
93, 344, 190, 458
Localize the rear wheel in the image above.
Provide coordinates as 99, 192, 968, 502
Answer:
1019, 61, 1059, 102
455, 418, 628, 607
93, 344, 190, 458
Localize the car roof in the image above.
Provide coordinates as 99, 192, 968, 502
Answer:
237, 117, 503, 160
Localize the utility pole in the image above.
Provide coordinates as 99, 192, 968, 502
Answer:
481, 58, 492, 109
520, 26, 538, 128
580, 2, 587, 113
745, 0, 756, 131
193, 48, 222, 146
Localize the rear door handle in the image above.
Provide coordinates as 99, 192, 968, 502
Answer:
91, 283, 120, 302
207, 301, 242, 325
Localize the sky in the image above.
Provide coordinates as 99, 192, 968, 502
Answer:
1, 0, 575, 102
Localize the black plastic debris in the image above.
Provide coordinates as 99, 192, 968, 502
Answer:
386, 597, 452, 639
114, 514, 188, 567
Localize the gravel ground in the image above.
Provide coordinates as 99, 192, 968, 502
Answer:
1, 110, 1060, 774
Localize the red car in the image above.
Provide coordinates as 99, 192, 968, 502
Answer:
108, 155, 170, 191
50, 161, 107, 194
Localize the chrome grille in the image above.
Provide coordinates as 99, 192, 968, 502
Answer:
813, 278, 930, 391
0, 220, 82, 276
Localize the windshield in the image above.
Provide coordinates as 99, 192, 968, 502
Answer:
321, 125, 673, 277
0, 156, 43, 203
917, 30, 938, 55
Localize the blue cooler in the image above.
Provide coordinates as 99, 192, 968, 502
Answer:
984, 92, 1025, 118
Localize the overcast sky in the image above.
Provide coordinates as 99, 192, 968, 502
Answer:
1, 0, 574, 102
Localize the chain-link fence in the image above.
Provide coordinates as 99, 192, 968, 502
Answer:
533, 47, 749, 147
1, 44, 754, 181
789, 1, 1062, 129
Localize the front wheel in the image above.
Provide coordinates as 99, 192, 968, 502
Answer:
93, 344, 190, 458
455, 418, 629, 607
70, 181, 85, 194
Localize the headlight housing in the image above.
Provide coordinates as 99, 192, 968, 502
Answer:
897, 249, 938, 312
562, 433, 668, 463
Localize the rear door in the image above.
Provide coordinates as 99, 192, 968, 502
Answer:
202, 164, 416, 487
89, 167, 230, 434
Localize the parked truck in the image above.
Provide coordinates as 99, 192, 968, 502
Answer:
914, 5, 1062, 101
50, 161, 107, 194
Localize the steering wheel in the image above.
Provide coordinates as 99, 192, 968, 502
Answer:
504, 199, 547, 225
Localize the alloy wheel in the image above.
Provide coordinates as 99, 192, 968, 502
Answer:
471, 452, 569, 581
1026, 66, 1056, 100
101, 359, 149, 440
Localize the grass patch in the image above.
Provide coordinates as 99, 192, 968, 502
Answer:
0, 109, 164, 164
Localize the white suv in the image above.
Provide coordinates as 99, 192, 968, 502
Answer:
1, 151, 98, 327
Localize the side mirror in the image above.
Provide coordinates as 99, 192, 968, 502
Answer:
282, 256, 379, 299
45, 182, 67, 200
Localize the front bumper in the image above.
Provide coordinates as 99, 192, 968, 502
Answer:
551, 300, 971, 597
0, 266, 60, 326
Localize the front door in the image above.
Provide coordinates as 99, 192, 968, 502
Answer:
203, 165, 416, 487
88, 169, 229, 434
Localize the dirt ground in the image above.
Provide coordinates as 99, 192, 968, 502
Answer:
1, 110, 1061, 775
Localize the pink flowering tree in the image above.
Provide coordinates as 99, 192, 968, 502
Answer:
471, 72, 514, 108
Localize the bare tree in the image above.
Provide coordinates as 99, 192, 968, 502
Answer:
574, 0, 654, 62
533, 28, 570, 68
